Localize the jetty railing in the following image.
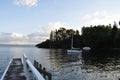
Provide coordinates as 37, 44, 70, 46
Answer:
0, 59, 13, 80
23, 54, 45, 80
34, 60, 52, 80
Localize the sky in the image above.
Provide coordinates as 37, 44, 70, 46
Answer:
0, 0, 120, 45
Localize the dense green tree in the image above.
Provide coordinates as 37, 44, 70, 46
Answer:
111, 21, 118, 47
36, 39, 50, 48
36, 27, 82, 49
82, 25, 112, 50
114, 29, 120, 47
36, 22, 120, 51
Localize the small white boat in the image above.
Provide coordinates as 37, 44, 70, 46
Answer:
82, 47, 91, 53
67, 49, 82, 54
67, 33, 82, 54
83, 47, 91, 51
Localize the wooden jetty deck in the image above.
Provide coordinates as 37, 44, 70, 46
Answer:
4, 58, 26, 80
1, 54, 52, 80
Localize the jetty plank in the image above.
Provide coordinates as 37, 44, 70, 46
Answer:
4, 58, 26, 80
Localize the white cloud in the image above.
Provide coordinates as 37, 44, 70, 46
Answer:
0, 33, 28, 44
84, 14, 92, 20
27, 32, 49, 43
48, 22, 68, 30
13, 0, 38, 7
37, 21, 69, 39
82, 11, 120, 26
0, 22, 68, 45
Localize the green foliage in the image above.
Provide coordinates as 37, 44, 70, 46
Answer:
36, 21, 120, 51
36, 27, 82, 49
36, 39, 50, 48
82, 25, 112, 49
111, 22, 118, 47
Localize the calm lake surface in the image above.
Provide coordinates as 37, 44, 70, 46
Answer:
0, 45, 120, 80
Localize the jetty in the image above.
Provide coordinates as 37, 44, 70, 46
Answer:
0, 54, 52, 80
3, 58, 26, 80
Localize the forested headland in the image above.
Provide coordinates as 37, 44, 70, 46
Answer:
36, 21, 120, 53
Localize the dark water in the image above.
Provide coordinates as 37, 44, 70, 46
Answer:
0, 45, 120, 80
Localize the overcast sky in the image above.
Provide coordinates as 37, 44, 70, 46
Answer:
0, 0, 120, 44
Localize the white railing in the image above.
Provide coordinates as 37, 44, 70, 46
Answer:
23, 54, 45, 80
0, 59, 13, 80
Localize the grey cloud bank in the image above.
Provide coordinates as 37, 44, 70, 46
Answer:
0, 22, 68, 45
0, 32, 48, 45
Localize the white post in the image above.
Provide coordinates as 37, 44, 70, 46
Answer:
23, 54, 45, 80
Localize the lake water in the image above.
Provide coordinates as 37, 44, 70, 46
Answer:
0, 45, 120, 80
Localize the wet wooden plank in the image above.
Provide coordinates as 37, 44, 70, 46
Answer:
4, 58, 26, 80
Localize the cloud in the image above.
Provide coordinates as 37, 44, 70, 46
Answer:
0, 22, 68, 45
82, 11, 120, 26
37, 21, 69, 39
25, 22, 63, 44
13, 0, 38, 7
27, 32, 49, 43
48, 22, 68, 30
0, 33, 28, 44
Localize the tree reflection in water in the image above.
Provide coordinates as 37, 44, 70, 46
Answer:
81, 50, 120, 73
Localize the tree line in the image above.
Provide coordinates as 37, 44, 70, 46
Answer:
36, 27, 82, 49
36, 21, 120, 51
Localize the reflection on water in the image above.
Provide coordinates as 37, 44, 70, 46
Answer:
82, 52, 120, 72
0, 45, 120, 80
49, 49, 81, 67
81, 52, 120, 80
